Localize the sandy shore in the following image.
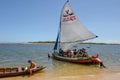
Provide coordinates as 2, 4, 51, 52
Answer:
0, 72, 120, 80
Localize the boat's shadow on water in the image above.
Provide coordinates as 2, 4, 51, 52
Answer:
51, 58, 99, 68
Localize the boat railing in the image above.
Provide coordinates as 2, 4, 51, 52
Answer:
0, 68, 19, 74
0, 68, 5, 74
5, 68, 12, 73
11, 68, 18, 72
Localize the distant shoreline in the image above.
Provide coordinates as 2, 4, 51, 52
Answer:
28, 41, 120, 45
0, 41, 120, 45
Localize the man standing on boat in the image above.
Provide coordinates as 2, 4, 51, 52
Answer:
28, 60, 36, 75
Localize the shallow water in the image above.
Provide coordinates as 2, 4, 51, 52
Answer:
0, 43, 120, 80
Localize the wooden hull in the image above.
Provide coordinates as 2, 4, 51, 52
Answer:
0, 66, 45, 78
52, 53, 99, 64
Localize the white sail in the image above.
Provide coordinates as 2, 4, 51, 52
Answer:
59, 1, 97, 50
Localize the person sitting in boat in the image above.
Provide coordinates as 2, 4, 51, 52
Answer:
76, 49, 83, 57
59, 48, 64, 56
81, 48, 88, 57
28, 60, 36, 75
59, 48, 63, 54
68, 49, 73, 57
73, 49, 77, 56
67, 49, 71, 57
83, 52, 88, 57
63, 50, 69, 57
81, 48, 86, 53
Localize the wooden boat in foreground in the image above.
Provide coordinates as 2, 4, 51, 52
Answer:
0, 66, 45, 78
52, 0, 103, 65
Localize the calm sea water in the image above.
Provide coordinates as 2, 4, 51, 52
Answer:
0, 43, 120, 80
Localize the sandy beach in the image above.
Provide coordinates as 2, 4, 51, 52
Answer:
0, 70, 120, 80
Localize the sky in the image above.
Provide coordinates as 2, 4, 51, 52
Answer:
0, 0, 120, 43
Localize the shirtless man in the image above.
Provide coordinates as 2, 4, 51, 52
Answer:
28, 60, 36, 75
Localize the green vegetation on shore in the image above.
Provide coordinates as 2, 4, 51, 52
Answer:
28, 41, 119, 45
28, 41, 55, 44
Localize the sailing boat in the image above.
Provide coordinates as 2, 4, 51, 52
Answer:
52, 0, 102, 64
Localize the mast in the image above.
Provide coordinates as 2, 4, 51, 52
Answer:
58, 21, 61, 51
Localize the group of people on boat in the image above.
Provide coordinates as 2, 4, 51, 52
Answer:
59, 48, 89, 58
58, 48, 106, 68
